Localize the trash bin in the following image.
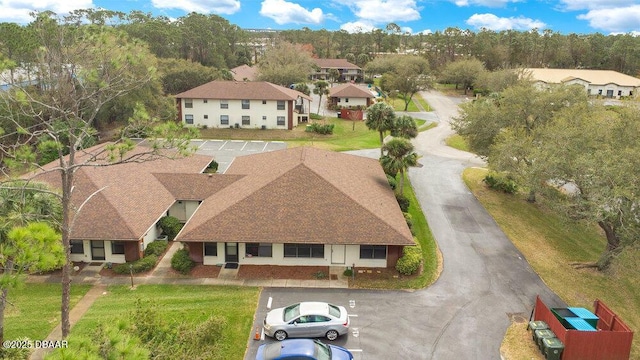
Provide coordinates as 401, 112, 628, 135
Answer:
534, 329, 556, 350
542, 337, 564, 360
529, 320, 548, 331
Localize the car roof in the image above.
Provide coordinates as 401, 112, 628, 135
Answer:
298, 302, 332, 316
264, 339, 317, 358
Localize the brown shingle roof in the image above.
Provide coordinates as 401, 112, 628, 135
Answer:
230, 64, 258, 81
178, 147, 414, 246
329, 83, 375, 99
154, 173, 244, 200
31, 144, 214, 241
313, 59, 361, 70
174, 81, 312, 101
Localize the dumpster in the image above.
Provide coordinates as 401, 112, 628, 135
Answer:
567, 307, 599, 328
542, 337, 564, 360
534, 329, 556, 350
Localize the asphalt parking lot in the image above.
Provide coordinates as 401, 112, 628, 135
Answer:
191, 139, 287, 173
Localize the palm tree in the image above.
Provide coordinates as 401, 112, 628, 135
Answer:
380, 138, 420, 194
391, 115, 418, 139
365, 102, 396, 156
313, 80, 329, 114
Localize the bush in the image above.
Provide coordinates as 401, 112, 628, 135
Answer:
396, 194, 410, 212
403, 212, 415, 235
158, 216, 183, 241
0, 338, 32, 360
305, 123, 335, 135
205, 160, 218, 173
386, 174, 397, 190
145, 240, 168, 257
113, 255, 158, 274
310, 113, 323, 120
343, 268, 353, 277
395, 244, 422, 275
171, 248, 195, 274
483, 172, 518, 194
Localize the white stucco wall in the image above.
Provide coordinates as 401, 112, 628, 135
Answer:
70, 240, 126, 263
201, 243, 388, 268
168, 200, 200, 223
335, 97, 368, 108
182, 99, 303, 129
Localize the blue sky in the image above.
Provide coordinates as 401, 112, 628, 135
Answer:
1, 0, 639, 34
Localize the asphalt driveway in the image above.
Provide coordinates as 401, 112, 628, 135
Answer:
245, 91, 564, 359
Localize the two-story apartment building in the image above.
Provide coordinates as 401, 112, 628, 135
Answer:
310, 59, 363, 82
175, 81, 312, 130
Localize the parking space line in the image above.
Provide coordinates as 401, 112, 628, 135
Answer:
218, 140, 227, 150
261, 142, 268, 152
240, 142, 248, 151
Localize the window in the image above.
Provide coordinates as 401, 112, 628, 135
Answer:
111, 241, 125, 255
203, 115, 208, 119
345, 98, 349, 103
245, 243, 272, 257
262, 100, 267, 104
277, 116, 285, 126
618, 90, 622, 96
204, 243, 218, 256
184, 99, 193, 108
242, 116, 250, 125
185, 114, 194, 124
70, 240, 84, 254
203, 99, 208, 103
598, 89, 603, 95
242, 99, 250, 109
359, 245, 387, 259
277, 100, 285, 110
220, 100, 228, 109
262, 116, 267, 121
220, 115, 229, 125
284, 244, 324, 258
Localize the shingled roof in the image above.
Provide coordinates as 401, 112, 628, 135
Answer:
178, 147, 414, 246
175, 80, 312, 101
31, 144, 215, 241
230, 64, 258, 81
313, 59, 361, 70
524, 68, 640, 87
329, 83, 375, 99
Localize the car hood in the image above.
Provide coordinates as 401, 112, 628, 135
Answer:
265, 307, 286, 326
329, 345, 354, 360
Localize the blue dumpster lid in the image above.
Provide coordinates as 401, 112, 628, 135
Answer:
566, 317, 597, 331
567, 307, 599, 320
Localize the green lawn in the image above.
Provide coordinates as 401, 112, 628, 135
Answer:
4, 283, 92, 341
387, 96, 420, 112
463, 168, 639, 359
287, 117, 380, 151
445, 134, 469, 152
52, 285, 260, 359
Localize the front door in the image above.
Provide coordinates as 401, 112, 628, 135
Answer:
90, 240, 106, 261
225, 242, 238, 263
331, 244, 345, 264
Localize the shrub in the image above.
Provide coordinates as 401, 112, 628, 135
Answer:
403, 212, 415, 235
343, 268, 353, 277
386, 174, 397, 190
395, 244, 422, 275
396, 194, 410, 212
158, 216, 183, 241
205, 160, 218, 173
113, 255, 158, 274
310, 113, 323, 120
305, 123, 335, 135
483, 172, 518, 194
171, 248, 195, 274
0, 337, 32, 360
313, 271, 327, 279
145, 240, 168, 257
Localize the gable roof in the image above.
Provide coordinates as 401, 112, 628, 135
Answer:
313, 59, 361, 70
230, 64, 258, 81
329, 83, 375, 99
178, 147, 414, 246
31, 144, 214, 241
524, 68, 640, 87
175, 80, 312, 101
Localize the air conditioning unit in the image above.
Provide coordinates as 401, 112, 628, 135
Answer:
234, 123, 239, 128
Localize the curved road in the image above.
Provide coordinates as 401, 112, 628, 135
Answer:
253, 91, 564, 359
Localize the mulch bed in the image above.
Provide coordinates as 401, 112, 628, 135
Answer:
237, 265, 330, 280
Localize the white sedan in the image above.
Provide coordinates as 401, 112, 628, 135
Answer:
263, 302, 350, 341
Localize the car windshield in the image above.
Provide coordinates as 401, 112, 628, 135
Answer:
328, 304, 341, 318
314, 340, 332, 360
283, 303, 300, 322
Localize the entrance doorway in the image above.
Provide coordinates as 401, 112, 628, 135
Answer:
225, 242, 238, 263
91, 240, 106, 261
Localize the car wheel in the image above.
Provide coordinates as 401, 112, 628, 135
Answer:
274, 330, 287, 341
326, 330, 338, 341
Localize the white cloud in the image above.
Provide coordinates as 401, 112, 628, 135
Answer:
152, 0, 240, 15
454, 0, 521, 7
558, 0, 632, 11
0, 0, 94, 23
340, 21, 376, 33
350, 0, 421, 23
259, 0, 324, 25
577, 5, 640, 33
466, 13, 546, 31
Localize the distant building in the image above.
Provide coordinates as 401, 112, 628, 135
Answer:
230, 64, 258, 82
328, 83, 375, 109
524, 68, 640, 99
311, 59, 363, 82
175, 81, 312, 130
